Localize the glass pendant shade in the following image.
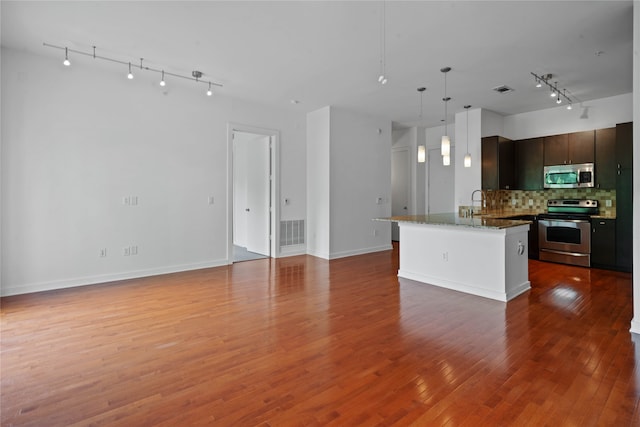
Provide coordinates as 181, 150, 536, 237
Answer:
417, 145, 426, 163
464, 153, 471, 168
442, 154, 450, 166
441, 135, 450, 156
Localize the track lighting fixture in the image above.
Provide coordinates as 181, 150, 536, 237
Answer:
44, 42, 223, 96
440, 67, 452, 164
530, 72, 574, 109
63, 47, 70, 66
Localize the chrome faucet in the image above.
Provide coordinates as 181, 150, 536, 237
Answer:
471, 189, 484, 216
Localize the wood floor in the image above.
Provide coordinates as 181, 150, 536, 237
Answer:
1, 244, 638, 426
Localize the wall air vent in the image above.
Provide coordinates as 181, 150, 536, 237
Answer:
492, 85, 514, 94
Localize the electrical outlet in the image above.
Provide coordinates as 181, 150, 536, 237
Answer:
373, 229, 379, 237
528, 199, 534, 206
131, 245, 138, 255
605, 200, 612, 207
208, 196, 215, 205
376, 197, 383, 205
100, 248, 107, 258
124, 247, 130, 256
442, 252, 448, 262
512, 199, 517, 206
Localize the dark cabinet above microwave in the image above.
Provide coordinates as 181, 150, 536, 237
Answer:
543, 131, 594, 166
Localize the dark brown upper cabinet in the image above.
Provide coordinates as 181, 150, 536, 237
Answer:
594, 127, 616, 189
482, 136, 514, 190
514, 137, 544, 190
543, 130, 594, 165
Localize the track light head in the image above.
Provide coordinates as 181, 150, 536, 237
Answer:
556, 96, 562, 104
127, 62, 134, 80
206, 82, 213, 96
159, 70, 166, 87
63, 47, 70, 66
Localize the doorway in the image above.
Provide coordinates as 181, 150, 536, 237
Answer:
427, 146, 455, 213
391, 147, 410, 241
228, 124, 280, 263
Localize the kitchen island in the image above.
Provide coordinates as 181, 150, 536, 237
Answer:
377, 214, 531, 302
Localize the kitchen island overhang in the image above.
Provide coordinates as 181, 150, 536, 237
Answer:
377, 214, 531, 302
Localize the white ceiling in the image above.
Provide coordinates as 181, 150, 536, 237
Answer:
1, 1, 634, 128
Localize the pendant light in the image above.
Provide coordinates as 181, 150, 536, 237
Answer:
377, 1, 388, 85
464, 105, 472, 168
160, 70, 166, 87
440, 67, 451, 164
417, 87, 426, 163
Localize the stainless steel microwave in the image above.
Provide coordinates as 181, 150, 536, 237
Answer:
543, 163, 595, 189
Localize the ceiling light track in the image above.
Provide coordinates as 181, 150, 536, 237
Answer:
530, 72, 573, 110
44, 42, 223, 93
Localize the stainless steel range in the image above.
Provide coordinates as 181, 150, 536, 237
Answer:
538, 199, 599, 267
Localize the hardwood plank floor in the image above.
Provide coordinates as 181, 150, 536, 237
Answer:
1, 244, 638, 426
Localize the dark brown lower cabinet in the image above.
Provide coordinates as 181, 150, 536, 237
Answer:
591, 219, 616, 269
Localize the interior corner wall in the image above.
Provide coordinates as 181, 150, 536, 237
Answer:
329, 108, 392, 258
306, 106, 331, 259
0, 47, 306, 296
306, 107, 392, 260
480, 109, 505, 138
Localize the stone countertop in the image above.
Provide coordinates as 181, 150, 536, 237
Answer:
375, 213, 531, 230
475, 210, 616, 220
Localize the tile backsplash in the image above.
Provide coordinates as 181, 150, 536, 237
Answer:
460, 188, 616, 217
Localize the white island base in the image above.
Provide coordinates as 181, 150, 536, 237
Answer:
398, 222, 531, 302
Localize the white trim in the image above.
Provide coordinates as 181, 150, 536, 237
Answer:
227, 123, 281, 262
326, 244, 393, 260
279, 244, 306, 257
631, 318, 640, 335
0, 259, 228, 297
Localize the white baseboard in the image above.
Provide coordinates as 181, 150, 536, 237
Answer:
1, 259, 229, 297
630, 318, 640, 335
327, 244, 393, 260
278, 244, 306, 257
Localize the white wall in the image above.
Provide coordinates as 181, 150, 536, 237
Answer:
504, 93, 633, 140
0, 47, 306, 296
307, 106, 392, 259
481, 109, 505, 138
330, 108, 392, 258
306, 107, 331, 258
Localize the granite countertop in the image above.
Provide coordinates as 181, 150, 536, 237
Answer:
375, 213, 532, 230
476, 210, 616, 220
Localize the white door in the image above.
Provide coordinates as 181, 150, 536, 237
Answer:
391, 148, 410, 241
428, 146, 455, 214
245, 136, 271, 256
